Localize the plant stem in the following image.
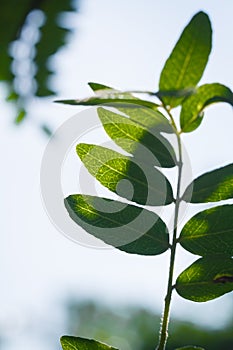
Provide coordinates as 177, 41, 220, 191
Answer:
156, 112, 183, 350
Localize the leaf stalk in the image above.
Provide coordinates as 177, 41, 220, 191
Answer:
156, 109, 183, 350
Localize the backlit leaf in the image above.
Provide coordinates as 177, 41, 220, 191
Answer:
88, 81, 175, 134
65, 195, 169, 255
183, 164, 233, 203
179, 205, 233, 256
117, 105, 174, 134
97, 107, 176, 168
60, 335, 118, 350
180, 83, 233, 132
88, 81, 194, 98
88, 82, 113, 91
175, 256, 233, 302
156, 88, 195, 100
76, 143, 173, 206
159, 12, 212, 108
56, 92, 159, 110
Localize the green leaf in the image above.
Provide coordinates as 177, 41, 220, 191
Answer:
97, 107, 176, 168
175, 256, 233, 302
156, 88, 195, 99
88, 81, 194, 100
117, 105, 174, 134
183, 164, 233, 203
181, 111, 204, 133
88, 81, 175, 134
60, 335, 118, 350
179, 205, 233, 256
180, 83, 233, 132
88, 82, 113, 91
76, 143, 173, 206
65, 195, 169, 255
175, 347, 205, 350
14, 109, 26, 124
159, 11, 212, 108
156, 88, 196, 105
55, 92, 159, 110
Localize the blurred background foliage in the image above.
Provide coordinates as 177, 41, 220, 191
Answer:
0, 0, 77, 130
65, 299, 233, 350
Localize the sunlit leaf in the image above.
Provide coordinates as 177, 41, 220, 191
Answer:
76, 143, 173, 206
156, 88, 195, 100
180, 83, 233, 132
117, 105, 175, 134
56, 92, 160, 110
179, 205, 233, 256
65, 195, 169, 255
60, 335, 118, 350
88, 82, 113, 91
159, 11, 212, 108
175, 256, 233, 302
183, 164, 233, 203
97, 107, 176, 168
88, 81, 174, 134
89, 81, 195, 99
181, 111, 204, 133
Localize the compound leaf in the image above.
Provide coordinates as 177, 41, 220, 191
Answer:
180, 83, 233, 132
159, 11, 212, 108
97, 107, 176, 168
76, 143, 173, 206
175, 256, 233, 302
183, 164, 233, 203
60, 336, 118, 350
65, 195, 169, 255
179, 205, 233, 256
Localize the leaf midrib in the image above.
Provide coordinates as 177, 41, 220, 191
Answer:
62, 339, 78, 350
73, 201, 167, 245
103, 114, 172, 161
175, 35, 196, 90
181, 227, 233, 241
83, 149, 169, 197
178, 279, 233, 287
192, 183, 233, 196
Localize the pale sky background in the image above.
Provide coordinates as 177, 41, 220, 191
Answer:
1, 1, 233, 349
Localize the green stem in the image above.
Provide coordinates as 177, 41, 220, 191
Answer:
156, 109, 183, 350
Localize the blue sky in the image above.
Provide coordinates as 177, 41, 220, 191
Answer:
1, 1, 233, 349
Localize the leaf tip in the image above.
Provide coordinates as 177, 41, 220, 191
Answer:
60, 335, 68, 347
97, 106, 105, 114
54, 99, 76, 105
76, 143, 92, 160
88, 82, 112, 92
193, 10, 210, 24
